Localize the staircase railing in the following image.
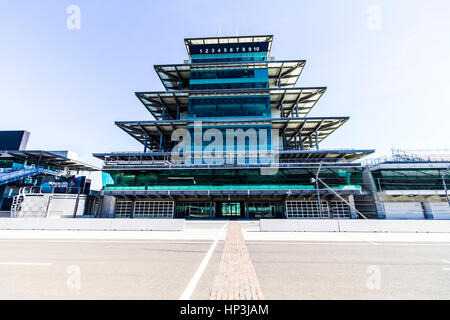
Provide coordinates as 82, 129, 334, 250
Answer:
0, 166, 59, 186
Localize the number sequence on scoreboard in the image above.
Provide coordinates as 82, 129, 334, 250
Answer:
198, 46, 261, 54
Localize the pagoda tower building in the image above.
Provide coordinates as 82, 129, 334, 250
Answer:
94, 35, 374, 219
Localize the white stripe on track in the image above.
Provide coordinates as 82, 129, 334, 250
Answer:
0, 262, 52, 266
179, 222, 228, 300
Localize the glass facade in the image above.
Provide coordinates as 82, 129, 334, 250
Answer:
189, 69, 269, 90
188, 96, 271, 118
98, 36, 374, 220
372, 168, 450, 191
102, 167, 362, 190
191, 52, 268, 64
174, 201, 284, 219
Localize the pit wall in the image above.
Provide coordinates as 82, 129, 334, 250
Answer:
0, 218, 185, 231
260, 219, 450, 233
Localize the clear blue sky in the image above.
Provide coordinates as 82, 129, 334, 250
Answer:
1, 0, 449, 189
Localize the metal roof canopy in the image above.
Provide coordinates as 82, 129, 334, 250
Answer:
106, 189, 367, 201
135, 87, 326, 120
369, 162, 450, 172
2, 150, 100, 171
154, 60, 306, 91
115, 117, 348, 152
94, 148, 374, 163
184, 35, 273, 56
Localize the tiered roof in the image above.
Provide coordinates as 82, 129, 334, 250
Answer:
102, 35, 374, 162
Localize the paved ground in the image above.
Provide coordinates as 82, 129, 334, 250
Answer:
0, 221, 449, 299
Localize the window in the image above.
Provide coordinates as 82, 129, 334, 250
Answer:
286, 201, 329, 218
188, 95, 270, 118
176, 202, 214, 218
115, 201, 132, 218
134, 201, 174, 218
330, 201, 351, 218
247, 202, 283, 218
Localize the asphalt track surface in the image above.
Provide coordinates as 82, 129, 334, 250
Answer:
0, 221, 449, 299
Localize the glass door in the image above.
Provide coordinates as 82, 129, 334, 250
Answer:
221, 202, 241, 218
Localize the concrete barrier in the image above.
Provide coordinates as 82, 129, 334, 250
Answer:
338, 220, 381, 233
260, 219, 450, 233
260, 219, 339, 232
260, 219, 298, 232
376, 220, 450, 233
0, 218, 185, 231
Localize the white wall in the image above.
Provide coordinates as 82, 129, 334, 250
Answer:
0, 218, 185, 231
383, 202, 425, 219
14, 194, 90, 218
429, 202, 450, 220
260, 219, 450, 233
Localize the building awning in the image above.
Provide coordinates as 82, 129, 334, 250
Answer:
135, 87, 325, 120
93, 148, 374, 165
184, 35, 273, 56
154, 60, 306, 91
105, 188, 368, 202
2, 150, 100, 171
114, 117, 349, 152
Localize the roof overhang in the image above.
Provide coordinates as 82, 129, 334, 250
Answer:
114, 117, 348, 153
94, 149, 374, 165
370, 162, 450, 171
105, 188, 368, 202
154, 60, 306, 91
135, 87, 325, 120
2, 150, 100, 171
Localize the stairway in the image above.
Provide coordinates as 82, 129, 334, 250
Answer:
0, 167, 59, 186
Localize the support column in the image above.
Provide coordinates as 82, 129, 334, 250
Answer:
316, 181, 323, 218
298, 132, 303, 150
245, 202, 249, 219
144, 136, 148, 153
315, 131, 319, 150
325, 200, 332, 218
0, 185, 5, 210
422, 202, 433, 219
209, 202, 214, 219
159, 133, 163, 152
348, 195, 358, 219
130, 200, 135, 219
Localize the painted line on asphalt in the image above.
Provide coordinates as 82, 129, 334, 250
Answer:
245, 241, 450, 246
179, 222, 228, 300
0, 239, 214, 244
0, 262, 52, 266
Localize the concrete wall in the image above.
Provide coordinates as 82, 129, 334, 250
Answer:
0, 218, 185, 231
98, 195, 116, 218
15, 194, 91, 218
362, 167, 385, 219
429, 202, 450, 220
383, 202, 425, 219
260, 219, 450, 233
48, 195, 87, 218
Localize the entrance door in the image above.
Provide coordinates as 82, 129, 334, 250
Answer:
220, 202, 242, 219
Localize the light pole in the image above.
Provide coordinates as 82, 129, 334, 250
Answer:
442, 165, 450, 208
315, 162, 323, 218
